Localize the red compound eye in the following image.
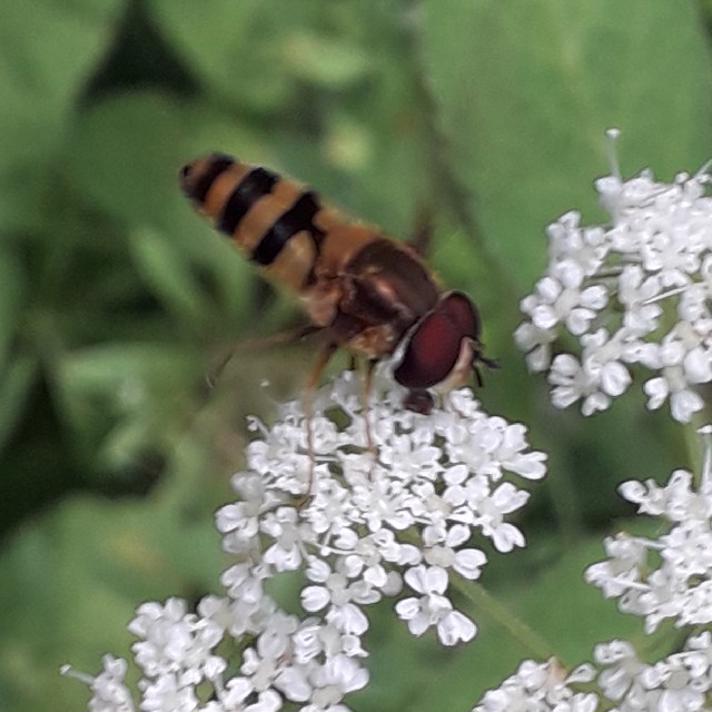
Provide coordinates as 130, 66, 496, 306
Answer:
394, 292, 479, 389
439, 291, 480, 340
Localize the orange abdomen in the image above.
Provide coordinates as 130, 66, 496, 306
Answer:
180, 154, 380, 293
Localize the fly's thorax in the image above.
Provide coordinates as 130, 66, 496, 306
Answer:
344, 238, 439, 318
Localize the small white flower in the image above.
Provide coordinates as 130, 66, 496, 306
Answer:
128, 598, 224, 683
514, 320, 557, 372
141, 673, 199, 712
61, 656, 135, 712
261, 507, 306, 571
395, 565, 476, 645
222, 679, 282, 712
594, 640, 643, 701
307, 654, 369, 710
301, 560, 372, 636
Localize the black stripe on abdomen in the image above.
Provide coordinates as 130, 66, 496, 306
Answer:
187, 154, 234, 203
251, 191, 322, 266
218, 167, 278, 236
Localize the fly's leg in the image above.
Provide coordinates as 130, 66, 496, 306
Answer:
297, 341, 339, 507
204, 324, 323, 392
360, 358, 378, 478
408, 203, 434, 257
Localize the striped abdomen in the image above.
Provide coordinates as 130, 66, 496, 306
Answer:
180, 153, 376, 293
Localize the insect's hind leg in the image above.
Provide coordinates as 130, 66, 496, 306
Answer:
299, 341, 339, 505
407, 203, 435, 257
204, 324, 324, 392
360, 358, 379, 477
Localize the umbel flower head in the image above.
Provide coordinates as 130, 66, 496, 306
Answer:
469, 430, 712, 712
470, 632, 712, 712
63, 371, 546, 712
471, 658, 598, 712
586, 425, 712, 633
592, 634, 712, 712
64, 598, 369, 712
515, 130, 712, 422
218, 370, 547, 646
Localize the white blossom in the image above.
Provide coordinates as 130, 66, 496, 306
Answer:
475, 629, 712, 711
61, 656, 135, 712
64, 371, 546, 711
395, 564, 477, 644
66, 602, 366, 712
471, 428, 712, 712
215, 370, 545, 646
128, 598, 225, 684
593, 633, 712, 712
586, 426, 712, 632
517, 130, 712, 422
472, 631, 712, 712
472, 658, 598, 712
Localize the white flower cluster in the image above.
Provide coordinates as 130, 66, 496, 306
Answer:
585, 426, 712, 633
64, 596, 368, 712
219, 371, 546, 647
472, 658, 598, 712
594, 636, 712, 712
472, 633, 712, 712
472, 429, 712, 712
516, 132, 712, 422
64, 371, 546, 711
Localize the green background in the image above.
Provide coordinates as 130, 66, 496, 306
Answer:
1, 1, 711, 710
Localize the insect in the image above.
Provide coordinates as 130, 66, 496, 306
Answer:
179, 153, 494, 421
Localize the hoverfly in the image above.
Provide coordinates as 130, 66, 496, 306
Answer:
180, 154, 494, 473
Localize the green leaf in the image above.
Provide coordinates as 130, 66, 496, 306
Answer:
282, 31, 371, 87
510, 534, 641, 663
66, 93, 258, 325
147, 0, 310, 111
66, 91, 266, 234
66, 92, 193, 233
58, 343, 197, 395
129, 227, 210, 324
0, 0, 124, 162
421, 0, 712, 288
0, 245, 24, 370
52, 343, 198, 466
0, 0, 125, 229
0, 356, 37, 458
0, 477, 225, 711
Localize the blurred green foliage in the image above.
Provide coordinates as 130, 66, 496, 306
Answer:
1, 1, 711, 710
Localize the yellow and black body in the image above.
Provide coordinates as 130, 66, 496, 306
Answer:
180, 153, 491, 413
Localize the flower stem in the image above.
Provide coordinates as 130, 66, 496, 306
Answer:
684, 422, 703, 487
692, 422, 712, 489
452, 576, 561, 664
